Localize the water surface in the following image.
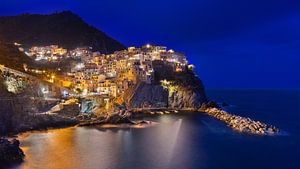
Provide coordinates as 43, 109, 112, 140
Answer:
17, 90, 300, 169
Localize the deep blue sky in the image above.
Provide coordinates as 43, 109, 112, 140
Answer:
1, 0, 300, 89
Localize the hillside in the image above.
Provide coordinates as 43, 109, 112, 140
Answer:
0, 11, 125, 54
0, 42, 74, 72
0, 42, 34, 71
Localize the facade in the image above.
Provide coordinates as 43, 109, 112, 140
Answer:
97, 80, 117, 97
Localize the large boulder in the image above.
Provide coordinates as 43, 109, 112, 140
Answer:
0, 138, 24, 168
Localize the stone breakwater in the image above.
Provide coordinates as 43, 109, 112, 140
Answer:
204, 107, 279, 135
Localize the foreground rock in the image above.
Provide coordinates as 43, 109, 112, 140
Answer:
12, 98, 81, 134
202, 107, 279, 135
78, 112, 154, 127
14, 113, 79, 134
0, 138, 24, 168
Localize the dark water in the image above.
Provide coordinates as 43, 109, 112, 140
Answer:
16, 90, 300, 169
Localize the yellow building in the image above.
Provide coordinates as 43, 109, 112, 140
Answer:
97, 80, 118, 97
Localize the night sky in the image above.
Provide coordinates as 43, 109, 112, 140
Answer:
1, 0, 299, 89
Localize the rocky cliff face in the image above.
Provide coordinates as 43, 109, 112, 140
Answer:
128, 61, 207, 110
167, 83, 207, 109
129, 82, 206, 110
0, 76, 74, 135
129, 83, 168, 108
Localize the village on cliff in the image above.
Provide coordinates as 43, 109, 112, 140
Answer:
11, 43, 192, 103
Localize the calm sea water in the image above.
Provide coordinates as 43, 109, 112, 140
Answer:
15, 90, 300, 169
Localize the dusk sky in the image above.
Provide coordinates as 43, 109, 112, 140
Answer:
1, 0, 299, 89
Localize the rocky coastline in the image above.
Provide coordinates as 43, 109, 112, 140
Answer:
78, 113, 152, 127
0, 102, 280, 168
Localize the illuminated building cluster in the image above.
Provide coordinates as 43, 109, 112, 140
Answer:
66, 44, 189, 99
15, 43, 190, 100
16, 43, 93, 62
25, 45, 67, 61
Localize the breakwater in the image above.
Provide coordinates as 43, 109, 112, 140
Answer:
203, 107, 279, 135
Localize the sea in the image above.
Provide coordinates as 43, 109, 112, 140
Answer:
14, 89, 300, 169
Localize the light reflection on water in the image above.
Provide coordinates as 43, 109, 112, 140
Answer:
17, 116, 198, 169
13, 90, 300, 169
16, 109, 300, 169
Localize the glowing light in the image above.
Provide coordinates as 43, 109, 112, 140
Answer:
62, 90, 69, 97
168, 49, 174, 53
82, 89, 88, 96
14, 42, 21, 46
41, 87, 49, 94
188, 64, 195, 70
75, 63, 84, 70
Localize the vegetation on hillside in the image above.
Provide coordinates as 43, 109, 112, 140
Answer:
0, 11, 125, 54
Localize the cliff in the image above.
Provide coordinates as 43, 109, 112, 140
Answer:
0, 76, 77, 136
128, 61, 207, 110
167, 82, 207, 109
0, 11, 125, 53
130, 83, 168, 108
